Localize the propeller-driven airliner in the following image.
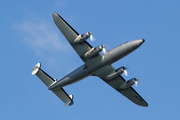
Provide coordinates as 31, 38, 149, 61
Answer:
32, 12, 148, 107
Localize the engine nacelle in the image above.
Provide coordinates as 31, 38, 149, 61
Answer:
120, 78, 138, 89
84, 45, 105, 58
74, 32, 92, 43
106, 67, 126, 80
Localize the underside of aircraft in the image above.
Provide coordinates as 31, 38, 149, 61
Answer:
32, 12, 148, 107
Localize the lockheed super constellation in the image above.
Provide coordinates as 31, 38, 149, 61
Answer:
32, 12, 148, 107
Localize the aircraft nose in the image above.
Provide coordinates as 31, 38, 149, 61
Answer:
89, 32, 92, 35
142, 39, 145, 43
137, 39, 145, 46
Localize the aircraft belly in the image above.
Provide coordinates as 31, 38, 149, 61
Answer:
50, 66, 94, 89
55, 43, 139, 88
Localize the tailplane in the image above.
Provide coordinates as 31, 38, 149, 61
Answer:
32, 63, 74, 106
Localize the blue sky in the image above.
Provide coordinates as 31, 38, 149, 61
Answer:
1, 0, 180, 120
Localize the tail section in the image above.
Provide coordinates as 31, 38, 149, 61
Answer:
32, 63, 56, 87
32, 63, 74, 106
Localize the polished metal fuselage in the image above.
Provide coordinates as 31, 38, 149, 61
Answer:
49, 39, 144, 90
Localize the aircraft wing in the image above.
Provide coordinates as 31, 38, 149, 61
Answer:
93, 65, 148, 107
53, 12, 102, 67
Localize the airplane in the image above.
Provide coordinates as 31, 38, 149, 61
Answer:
32, 12, 148, 107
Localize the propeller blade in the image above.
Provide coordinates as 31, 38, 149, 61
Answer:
134, 79, 142, 87
90, 34, 96, 41
102, 47, 106, 54
138, 79, 142, 85
124, 70, 128, 76
135, 81, 138, 87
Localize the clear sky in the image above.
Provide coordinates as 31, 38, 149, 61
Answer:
1, 0, 180, 120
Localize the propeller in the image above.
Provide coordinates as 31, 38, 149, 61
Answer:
102, 47, 106, 54
135, 80, 138, 87
89, 32, 106, 53
90, 34, 96, 41
123, 69, 128, 76
134, 78, 142, 87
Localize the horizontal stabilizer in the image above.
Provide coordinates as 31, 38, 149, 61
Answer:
32, 63, 56, 87
52, 88, 74, 106
32, 63, 74, 106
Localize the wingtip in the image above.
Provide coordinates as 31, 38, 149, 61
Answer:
141, 102, 148, 107
52, 12, 58, 18
52, 12, 58, 16
32, 63, 41, 75
145, 103, 148, 107
52, 12, 62, 22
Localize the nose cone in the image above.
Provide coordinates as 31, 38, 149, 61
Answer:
128, 39, 145, 51
142, 39, 145, 44
136, 39, 145, 46
89, 32, 92, 35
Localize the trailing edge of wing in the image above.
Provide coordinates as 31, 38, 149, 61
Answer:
32, 63, 74, 106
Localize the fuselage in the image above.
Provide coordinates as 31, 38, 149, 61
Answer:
49, 39, 144, 90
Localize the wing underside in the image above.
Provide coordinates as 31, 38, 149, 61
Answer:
52, 12, 102, 67
94, 65, 148, 107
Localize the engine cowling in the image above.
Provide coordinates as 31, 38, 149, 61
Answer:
106, 67, 126, 80
120, 78, 138, 89
84, 45, 105, 58
74, 32, 92, 43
